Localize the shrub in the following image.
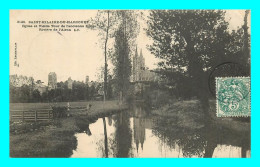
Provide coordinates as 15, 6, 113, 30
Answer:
52, 106, 67, 118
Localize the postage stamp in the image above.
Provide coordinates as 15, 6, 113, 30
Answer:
216, 77, 251, 117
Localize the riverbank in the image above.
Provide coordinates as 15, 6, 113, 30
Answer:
150, 99, 250, 132
151, 100, 205, 129
10, 100, 127, 157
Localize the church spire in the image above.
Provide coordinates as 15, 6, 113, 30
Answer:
135, 46, 138, 57
139, 48, 145, 70
136, 140, 139, 153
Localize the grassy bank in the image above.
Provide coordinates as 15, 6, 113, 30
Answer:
10, 100, 127, 157
151, 99, 250, 132
10, 100, 122, 111
151, 100, 205, 130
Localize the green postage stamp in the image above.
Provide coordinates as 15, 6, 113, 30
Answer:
216, 77, 251, 117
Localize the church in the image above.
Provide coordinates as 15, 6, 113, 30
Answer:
131, 47, 159, 82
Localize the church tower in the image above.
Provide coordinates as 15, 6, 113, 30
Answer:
132, 46, 146, 82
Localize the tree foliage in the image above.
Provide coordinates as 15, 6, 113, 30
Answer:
146, 10, 250, 101
9, 80, 102, 103
113, 24, 132, 98
88, 10, 141, 102
111, 10, 140, 101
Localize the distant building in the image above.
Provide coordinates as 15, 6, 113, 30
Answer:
132, 47, 159, 82
48, 72, 57, 90
142, 70, 160, 81
67, 77, 73, 89
10, 74, 34, 87
85, 76, 89, 84
132, 47, 145, 82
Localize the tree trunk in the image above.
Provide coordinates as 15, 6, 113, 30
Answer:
243, 10, 249, 59
119, 91, 123, 105
104, 11, 110, 102
243, 10, 250, 75
185, 35, 210, 120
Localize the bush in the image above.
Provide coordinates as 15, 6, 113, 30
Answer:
148, 90, 171, 108
52, 106, 67, 118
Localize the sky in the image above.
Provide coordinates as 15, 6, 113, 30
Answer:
9, 10, 250, 84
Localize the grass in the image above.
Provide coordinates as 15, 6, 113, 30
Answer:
10, 118, 78, 157
151, 99, 250, 132
151, 100, 205, 130
10, 100, 121, 110
9, 100, 128, 157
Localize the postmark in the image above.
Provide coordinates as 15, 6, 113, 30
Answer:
216, 77, 250, 117
208, 62, 250, 98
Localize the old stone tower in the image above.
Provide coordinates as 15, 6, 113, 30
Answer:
48, 72, 57, 90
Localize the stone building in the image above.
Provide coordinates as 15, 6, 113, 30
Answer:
132, 47, 145, 82
67, 77, 73, 89
132, 47, 159, 82
48, 72, 57, 90
85, 76, 89, 85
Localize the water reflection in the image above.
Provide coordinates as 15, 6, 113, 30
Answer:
71, 104, 250, 158
133, 105, 146, 152
108, 116, 113, 126
113, 112, 133, 157
102, 117, 108, 157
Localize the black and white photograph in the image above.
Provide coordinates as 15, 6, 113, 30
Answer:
9, 10, 251, 158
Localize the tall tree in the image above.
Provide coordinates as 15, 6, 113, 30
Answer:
87, 10, 117, 101
89, 10, 140, 103
113, 25, 131, 102
103, 11, 110, 101
146, 10, 247, 116
111, 10, 140, 103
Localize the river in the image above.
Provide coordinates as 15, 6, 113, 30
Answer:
71, 104, 251, 158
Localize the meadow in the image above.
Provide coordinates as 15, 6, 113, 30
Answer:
9, 100, 127, 157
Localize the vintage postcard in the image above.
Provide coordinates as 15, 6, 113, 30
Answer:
9, 10, 251, 158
